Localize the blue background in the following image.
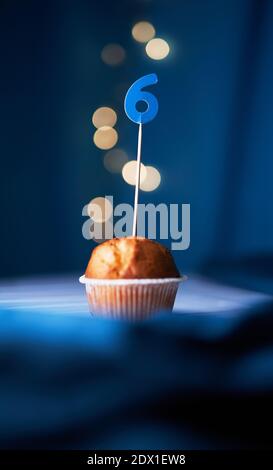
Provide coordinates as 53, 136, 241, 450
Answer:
1, 0, 273, 281
1, 0, 273, 452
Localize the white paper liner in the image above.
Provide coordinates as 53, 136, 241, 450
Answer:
79, 275, 186, 320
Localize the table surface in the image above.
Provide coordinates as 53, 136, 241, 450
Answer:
0, 274, 271, 317
1, 273, 273, 451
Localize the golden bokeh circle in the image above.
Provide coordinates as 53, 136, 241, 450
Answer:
145, 38, 170, 60
93, 126, 118, 150
140, 165, 161, 191
92, 107, 117, 128
122, 160, 147, 186
87, 197, 113, 223
132, 21, 155, 43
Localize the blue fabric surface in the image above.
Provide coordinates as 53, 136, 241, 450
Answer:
1, 277, 273, 450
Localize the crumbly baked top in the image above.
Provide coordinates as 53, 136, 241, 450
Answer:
85, 236, 180, 279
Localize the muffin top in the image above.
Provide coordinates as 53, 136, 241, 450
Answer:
85, 236, 180, 279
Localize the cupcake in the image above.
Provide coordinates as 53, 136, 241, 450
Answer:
79, 236, 186, 319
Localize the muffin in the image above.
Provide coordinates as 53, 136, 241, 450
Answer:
80, 236, 185, 319
85, 237, 180, 279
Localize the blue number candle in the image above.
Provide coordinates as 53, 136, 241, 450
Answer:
124, 74, 159, 235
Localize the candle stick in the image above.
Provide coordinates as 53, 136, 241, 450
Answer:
124, 73, 159, 236
132, 122, 142, 236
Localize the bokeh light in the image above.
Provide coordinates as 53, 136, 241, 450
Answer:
93, 126, 118, 150
122, 160, 147, 186
87, 197, 113, 223
140, 165, 161, 191
104, 148, 128, 173
145, 38, 170, 60
92, 107, 117, 128
101, 43, 126, 66
132, 21, 155, 43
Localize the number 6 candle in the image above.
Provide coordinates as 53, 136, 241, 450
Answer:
124, 73, 159, 236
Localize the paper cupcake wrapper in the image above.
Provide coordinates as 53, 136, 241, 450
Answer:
79, 276, 187, 320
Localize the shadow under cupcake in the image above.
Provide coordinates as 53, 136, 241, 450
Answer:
79, 237, 186, 319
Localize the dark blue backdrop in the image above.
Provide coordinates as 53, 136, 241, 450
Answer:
1, 1, 273, 453
1, 0, 273, 281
